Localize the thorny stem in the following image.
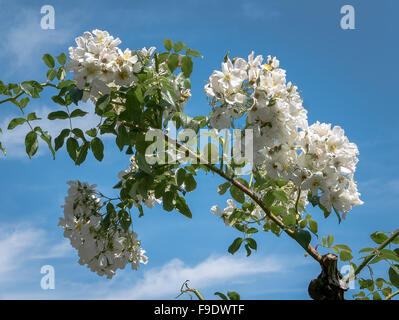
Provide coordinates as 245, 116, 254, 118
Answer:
159, 130, 323, 264
385, 289, 399, 300
351, 228, 399, 279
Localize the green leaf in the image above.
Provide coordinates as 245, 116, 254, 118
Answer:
184, 79, 191, 89
228, 237, 243, 254
69, 87, 84, 105
25, 131, 38, 158
273, 190, 288, 203
282, 213, 296, 226
181, 56, 193, 78
35, 127, 55, 160
70, 109, 88, 118
163, 39, 173, 51
20, 81, 42, 98
173, 41, 186, 52
389, 264, 399, 289
227, 291, 240, 300
244, 243, 252, 256
0, 141, 6, 156
359, 279, 374, 290
175, 196, 192, 218
327, 234, 334, 247
334, 244, 352, 253
75, 142, 90, 165
245, 228, 258, 234
57, 67, 66, 81
339, 251, 353, 261
382, 286, 392, 297
163, 191, 175, 212
218, 182, 230, 195
27, 112, 41, 121
136, 152, 152, 175
85, 128, 97, 138
309, 220, 318, 234
154, 181, 167, 199
236, 177, 249, 188
52, 95, 66, 106
370, 231, 388, 244
119, 210, 132, 231
245, 238, 257, 250
91, 137, 104, 161
270, 205, 286, 216
54, 129, 70, 151
19, 97, 30, 109
57, 80, 75, 89
372, 292, 382, 300
262, 190, 275, 208
294, 230, 311, 249
379, 249, 399, 263
167, 53, 179, 73
186, 48, 201, 57
230, 185, 245, 204
176, 168, 186, 186
42, 54, 55, 68
47, 69, 57, 81
66, 137, 78, 161
48, 111, 69, 120
214, 292, 228, 300
95, 94, 111, 114
7, 118, 26, 130
56, 53, 67, 65
184, 174, 197, 192
72, 128, 85, 140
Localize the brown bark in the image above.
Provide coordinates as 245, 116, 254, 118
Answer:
308, 253, 349, 300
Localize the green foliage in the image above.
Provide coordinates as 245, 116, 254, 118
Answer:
228, 237, 243, 254
230, 185, 245, 203
20, 81, 43, 98
214, 291, 240, 300
91, 137, 104, 162
25, 131, 38, 158
294, 229, 311, 250
42, 54, 55, 68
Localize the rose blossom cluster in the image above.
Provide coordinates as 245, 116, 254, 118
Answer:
58, 180, 148, 278
206, 52, 363, 218
66, 29, 155, 102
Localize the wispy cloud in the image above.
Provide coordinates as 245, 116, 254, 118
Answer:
0, 227, 43, 279
241, 2, 281, 21
0, 7, 77, 74
108, 254, 284, 299
0, 222, 309, 299
0, 225, 72, 283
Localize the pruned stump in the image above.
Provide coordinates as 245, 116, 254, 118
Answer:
308, 253, 348, 300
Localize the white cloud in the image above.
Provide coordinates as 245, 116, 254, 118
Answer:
32, 239, 73, 259
108, 254, 284, 299
0, 227, 43, 278
241, 2, 281, 21
0, 8, 77, 72
0, 225, 72, 282
0, 223, 309, 299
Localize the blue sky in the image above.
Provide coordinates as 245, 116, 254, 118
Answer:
0, 0, 398, 299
